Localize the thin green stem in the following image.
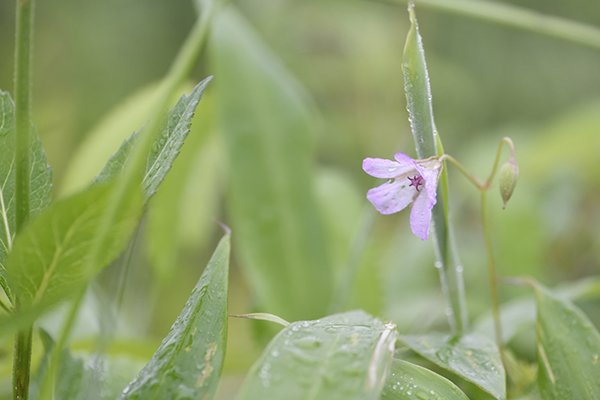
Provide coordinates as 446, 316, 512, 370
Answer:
13, 0, 35, 399
484, 137, 515, 188
439, 154, 483, 190
39, 2, 220, 398
481, 190, 503, 350
379, 0, 600, 50
12, 328, 32, 400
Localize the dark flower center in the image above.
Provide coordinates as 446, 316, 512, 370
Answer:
408, 175, 424, 192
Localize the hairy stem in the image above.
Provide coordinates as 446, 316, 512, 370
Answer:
13, 0, 35, 399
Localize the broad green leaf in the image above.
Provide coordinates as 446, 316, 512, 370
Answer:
237, 311, 397, 400
120, 234, 230, 400
533, 284, 600, 400
96, 78, 212, 199
0, 91, 53, 296
381, 359, 470, 400
402, 4, 466, 332
211, 7, 332, 320
400, 333, 505, 400
0, 182, 141, 336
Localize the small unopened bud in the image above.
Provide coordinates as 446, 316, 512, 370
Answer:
499, 158, 518, 209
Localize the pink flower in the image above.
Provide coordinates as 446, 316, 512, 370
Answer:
362, 153, 442, 240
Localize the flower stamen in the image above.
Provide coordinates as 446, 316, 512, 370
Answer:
408, 175, 424, 192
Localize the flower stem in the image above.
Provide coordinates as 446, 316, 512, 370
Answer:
485, 137, 516, 187
441, 137, 516, 352
481, 190, 503, 350
13, 0, 35, 399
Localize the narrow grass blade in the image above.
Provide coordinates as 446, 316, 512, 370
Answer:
402, 3, 467, 333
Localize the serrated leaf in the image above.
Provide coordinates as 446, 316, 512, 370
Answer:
146, 96, 222, 281
400, 333, 505, 400
381, 360, 470, 400
96, 78, 211, 199
211, 7, 332, 321
0, 182, 142, 336
120, 234, 230, 400
534, 284, 600, 400
0, 91, 52, 296
237, 311, 397, 400
60, 83, 163, 196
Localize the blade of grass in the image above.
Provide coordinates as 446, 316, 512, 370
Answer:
402, 4, 467, 334
378, 0, 600, 50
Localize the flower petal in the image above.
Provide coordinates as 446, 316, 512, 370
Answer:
393, 152, 417, 167
362, 157, 415, 179
366, 180, 415, 215
410, 191, 433, 240
414, 161, 441, 205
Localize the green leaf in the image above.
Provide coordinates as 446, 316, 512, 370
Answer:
400, 333, 505, 400
0, 182, 142, 336
0, 91, 53, 296
211, 7, 332, 321
32, 330, 90, 400
96, 78, 212, 199
402, 4, 466, 332
120, 234, 230, 400
533, 284, 600, 400
33, 330, 144, 400
237, 311, 397, 400
146, 95, 222, 281
381, 360, 470, 400
475, 277, 600, 343
60, 83, 163, 196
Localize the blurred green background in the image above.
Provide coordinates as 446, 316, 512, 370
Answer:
1, 0, 600, 397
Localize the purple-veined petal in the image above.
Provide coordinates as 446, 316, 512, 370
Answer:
366, 180, 415, 215
362, 157, 415, 179
409, 191, 433, 240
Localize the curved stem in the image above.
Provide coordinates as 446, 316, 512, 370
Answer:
439, 154, 483, 189
13, 0, 35, 399
484, 137, 515, 188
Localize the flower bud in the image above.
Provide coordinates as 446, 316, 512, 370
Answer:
499, 158, 518, 209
